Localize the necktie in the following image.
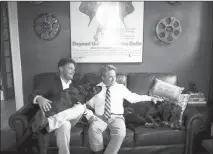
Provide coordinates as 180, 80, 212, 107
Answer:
103, 86, 111, 121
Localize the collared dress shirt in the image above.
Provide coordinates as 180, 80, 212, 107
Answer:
86, 82, 152, 116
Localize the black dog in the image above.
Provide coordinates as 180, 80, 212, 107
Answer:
44, 83, 102, 118
146, 101, 183, 129
124, 100, 183, 129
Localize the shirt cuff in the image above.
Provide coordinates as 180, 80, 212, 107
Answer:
141, 95, 152, 101
33, 95, 42, 104
148, 96, 152, 101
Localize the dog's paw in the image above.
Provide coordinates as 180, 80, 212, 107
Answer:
145, 122, 155, 128
170, 122, 182, 130
124, 108, 134, 115
152, 122, 161, 128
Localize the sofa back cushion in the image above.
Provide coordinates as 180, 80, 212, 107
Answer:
127, 73, 178, 95
33, 73, 176, 93
83, 73, 127, 86
33, 73, 85, 89
33, 73, 127, 90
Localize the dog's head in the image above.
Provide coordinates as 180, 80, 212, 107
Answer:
169, 104, 182, 122
77, 83, 102, 103
65, 83, 102, 104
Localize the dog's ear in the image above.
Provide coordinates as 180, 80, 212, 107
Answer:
81, 83, 91, 91
92, 86, 102, 94
83, 85, 102, 102
77, 85, 87, 95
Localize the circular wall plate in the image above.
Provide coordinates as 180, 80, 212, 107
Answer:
33, 13, 60, 41
156, 17, 181, 44
168, 1, 182, 5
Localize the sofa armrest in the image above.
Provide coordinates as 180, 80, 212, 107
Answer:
182, 107, 205, 154
9, 103, 39, 140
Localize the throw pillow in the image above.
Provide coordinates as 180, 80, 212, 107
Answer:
174, 94, 190, 124
149, 78, 184, 102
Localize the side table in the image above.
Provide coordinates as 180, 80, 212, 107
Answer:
188, 101, 206, 105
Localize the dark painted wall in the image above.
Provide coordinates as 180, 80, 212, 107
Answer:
18, 1, 212, 104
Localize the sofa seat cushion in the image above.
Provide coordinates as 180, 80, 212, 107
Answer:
49, 124, 84, 146
134, 126, 185, 146
83, 126, 134, 147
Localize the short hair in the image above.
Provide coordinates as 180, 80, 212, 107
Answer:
58, 58, 76, 68
100, 64, 117, 76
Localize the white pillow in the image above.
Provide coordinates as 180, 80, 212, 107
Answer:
149, 78, 184, 102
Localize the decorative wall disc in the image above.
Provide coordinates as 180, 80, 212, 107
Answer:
156, 17, 181, 44
33, 13, 60, 41
168, 1, 182, 5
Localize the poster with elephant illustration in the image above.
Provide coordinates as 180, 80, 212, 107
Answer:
70, 1, 144, 63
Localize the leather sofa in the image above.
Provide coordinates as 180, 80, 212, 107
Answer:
9, 72, 206, 154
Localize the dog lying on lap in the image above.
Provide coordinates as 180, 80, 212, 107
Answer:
44, 83, 101, 118
32, 83, 102, 132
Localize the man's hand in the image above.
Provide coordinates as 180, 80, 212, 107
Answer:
83, 108, 98, 124
151, 96, 164, 104
84, 108, 94, 119
36, 96, 52, 112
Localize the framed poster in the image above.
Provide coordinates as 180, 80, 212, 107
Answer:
70, 1, 144, 63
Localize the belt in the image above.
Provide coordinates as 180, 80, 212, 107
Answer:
111, 113, 123, 115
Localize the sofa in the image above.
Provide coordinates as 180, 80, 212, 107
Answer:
9, 72, 206, 154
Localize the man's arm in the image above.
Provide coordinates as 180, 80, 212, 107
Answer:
122, 85, 152, 103
29, 81, 52, 112
122, 85, 163, 104
84, 97, 96, 121
29, 80, 49, 103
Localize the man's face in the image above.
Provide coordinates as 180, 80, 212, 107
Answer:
102, 70, 116, 87
59, 63, 75, 80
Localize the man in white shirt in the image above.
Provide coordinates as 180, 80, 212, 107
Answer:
86, 65, 163, 154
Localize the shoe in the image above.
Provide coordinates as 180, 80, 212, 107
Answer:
32, 110, 49, 133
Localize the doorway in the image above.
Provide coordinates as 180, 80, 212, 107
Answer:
1, 2, 15, 101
